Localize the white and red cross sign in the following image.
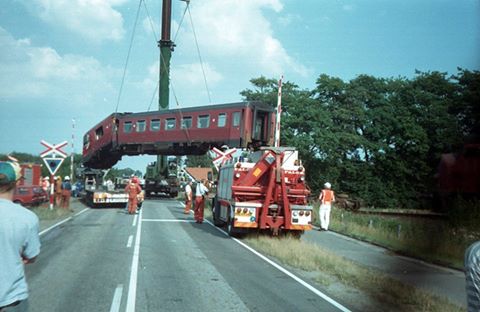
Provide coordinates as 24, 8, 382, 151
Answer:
40, 140, 68, 175
211, 146, 237, 170
40, 140, 68, 158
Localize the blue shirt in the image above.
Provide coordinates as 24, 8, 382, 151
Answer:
465, 241, 480, 312
0, 198, 41, 307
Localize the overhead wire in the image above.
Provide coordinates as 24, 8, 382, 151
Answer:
142, 0, 158, 42
114, 0, 143, 113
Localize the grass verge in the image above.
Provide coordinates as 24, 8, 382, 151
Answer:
30, 204, 72, 221
245, 235, 464, 312
310, 204, 480, 269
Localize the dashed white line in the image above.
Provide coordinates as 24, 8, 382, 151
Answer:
126, 235, 133, 248
126, 208, 143, 312
109, 284, 123, 312
132, 214, 138, 227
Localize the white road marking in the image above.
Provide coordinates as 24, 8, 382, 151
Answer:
39, 208, 89, 236
126, 208, 143, 312
205, 218, 352, 312
142, 219, 195, 223
110, 284, 123, 312
126, 235, 133, 248
132, 214, 138, 227
74, 207, 90, 217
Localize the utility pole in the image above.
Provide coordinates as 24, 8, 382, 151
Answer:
157, 0, 174, 176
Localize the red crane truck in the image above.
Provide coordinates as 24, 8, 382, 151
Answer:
212, 146, 312, 236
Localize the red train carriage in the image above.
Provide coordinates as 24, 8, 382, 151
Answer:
83, 101, 276, 169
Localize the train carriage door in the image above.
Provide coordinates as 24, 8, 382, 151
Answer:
112, 116, 120, 147
252, 109, 270, 144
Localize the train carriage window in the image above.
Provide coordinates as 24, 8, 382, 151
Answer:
124, 121, 132, 133
150, 119, 160, 131
95, 126, 104, 140
218, 113, 227, 127
165, 118, 176, 130
83, 134, 90, 147
232, 112, 241, 127
136, 120, 146, 132
181, 117, 192, 129
198, 115, 210, 128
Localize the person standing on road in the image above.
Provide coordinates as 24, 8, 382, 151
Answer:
125, 177, 142, 215
184, 181, 193, 214
194, 179, 209, 224
0, 161, 41, 312
465, 240, 480, 312
54, 176, 62, 207
61, 176, 72, 210
318, 182, 335, 231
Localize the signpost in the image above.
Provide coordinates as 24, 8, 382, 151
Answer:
40, 140, 67, 210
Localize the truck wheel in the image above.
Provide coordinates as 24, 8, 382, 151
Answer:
226, 206, 240, 237
227, 217, 235, 236
212, 196, 225, 227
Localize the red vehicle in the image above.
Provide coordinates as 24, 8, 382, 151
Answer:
13, 185, 47, 207
82, 101, 275, 169
436, 143, 480, 210
18, 163, 42, 187
212, 146, 312, 237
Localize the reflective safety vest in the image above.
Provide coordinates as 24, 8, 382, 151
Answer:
321, 189, 334, 204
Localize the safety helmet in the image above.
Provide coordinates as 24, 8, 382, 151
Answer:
44, 176, 49, 180
64, 176, 70, 181
324, 182, 331, 189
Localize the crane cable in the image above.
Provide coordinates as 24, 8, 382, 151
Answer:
114, 0, 143, 114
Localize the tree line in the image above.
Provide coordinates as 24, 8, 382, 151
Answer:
240, 68, 479, 209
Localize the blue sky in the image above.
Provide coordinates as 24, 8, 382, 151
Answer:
0, 0, 479, 173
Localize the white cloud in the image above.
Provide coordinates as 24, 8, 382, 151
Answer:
139, 61, 223, 107
0, 27, 117, 107
175, 0, 308, 78
27, 0, 127, 42
172, 63, 223, 87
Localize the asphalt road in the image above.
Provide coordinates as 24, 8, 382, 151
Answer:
26, 199, 350, 312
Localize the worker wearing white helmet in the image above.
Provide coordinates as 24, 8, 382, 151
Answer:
318, 182, 335, 231
41, 176, 50, 193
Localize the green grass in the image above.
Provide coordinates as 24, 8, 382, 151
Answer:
30, 204, 72, 221
322, 205, 480, 269
245, 236, 464, 312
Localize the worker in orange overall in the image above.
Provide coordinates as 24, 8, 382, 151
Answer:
125, 177, 142, 214
184, 181, 193, 214
318, 182, 335, 231
61, 176, 72, 209
194, 179, 209, 223
54, 176, 63, 207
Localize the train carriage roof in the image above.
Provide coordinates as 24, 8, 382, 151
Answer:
116, 101, 273, 119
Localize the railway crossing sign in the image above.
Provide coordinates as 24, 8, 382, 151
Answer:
40, 140, 68, 175
40, 140, 68, 158
211, 146, 237, 170
40, 140, 68, 210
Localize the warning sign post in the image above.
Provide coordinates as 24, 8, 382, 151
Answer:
40, 140, 67, 210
